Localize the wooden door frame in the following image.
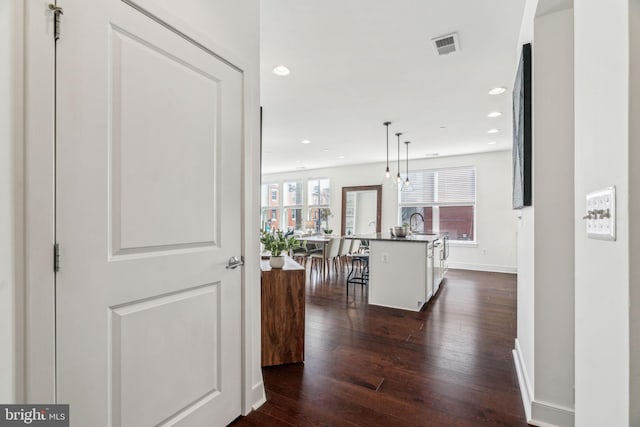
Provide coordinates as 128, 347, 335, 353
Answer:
21, 2, 265, 413
340, 185, 382, 236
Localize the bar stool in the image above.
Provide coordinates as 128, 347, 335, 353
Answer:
346, 253, 369, 297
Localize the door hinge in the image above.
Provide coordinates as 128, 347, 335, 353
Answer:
48, 4, 64, 41
54, 243, 60, 273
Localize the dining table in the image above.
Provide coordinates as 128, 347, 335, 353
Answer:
296, 235, 332, 280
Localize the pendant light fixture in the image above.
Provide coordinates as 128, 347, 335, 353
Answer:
383, 121, 393, 182
402, 141, 414, 192
395, 132, 403, 186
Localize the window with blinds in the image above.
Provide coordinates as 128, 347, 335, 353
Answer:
400, 167, 476, 205
399, 166, 476, 241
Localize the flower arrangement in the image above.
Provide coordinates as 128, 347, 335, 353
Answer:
260, 229, 301, 257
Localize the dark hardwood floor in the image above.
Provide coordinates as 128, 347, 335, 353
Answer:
231, 262, 529, 426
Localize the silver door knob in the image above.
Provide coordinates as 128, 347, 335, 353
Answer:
225, 256, 244, 270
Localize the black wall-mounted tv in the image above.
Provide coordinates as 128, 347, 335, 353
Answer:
512, 43, 532, 209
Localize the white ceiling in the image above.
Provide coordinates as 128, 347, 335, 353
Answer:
260, 0, 527, 174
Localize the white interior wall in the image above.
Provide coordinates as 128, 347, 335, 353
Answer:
0, 0, 16, 403
1, 0, 24, 404
515, 9, 574, 426
574, 1, 630, 425
532, 9, 575, 423
263, 150, 517, 273
515, 208, 535, 401
514, 4, 576, 426
513, 0, 537, 409
630, 2, 640, 424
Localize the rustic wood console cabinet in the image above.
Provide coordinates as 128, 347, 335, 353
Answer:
260, 257, 305, 366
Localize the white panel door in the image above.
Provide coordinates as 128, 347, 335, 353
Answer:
55, 1, 243, 425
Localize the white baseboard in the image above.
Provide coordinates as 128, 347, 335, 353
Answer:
244, 381, 266, 415
513, 339, 575, 427
513, 339, 533, 420
252, 381, 266, 409
531, 400, 574, 427
448, 262, 517, 274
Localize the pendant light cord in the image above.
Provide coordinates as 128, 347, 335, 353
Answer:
405, 141, 411, 181
384, 122, 391, 170
396, 132, 402, 181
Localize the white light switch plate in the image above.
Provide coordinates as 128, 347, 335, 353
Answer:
585, 186, 616, 241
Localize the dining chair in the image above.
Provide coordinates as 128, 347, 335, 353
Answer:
291, 241, 309, 266
349, 238, 361, 255
337, 237, 351, 271
310, 237, 341, 277
326, 237, 342, 276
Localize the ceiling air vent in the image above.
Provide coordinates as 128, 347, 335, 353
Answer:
432, 32, 460, 56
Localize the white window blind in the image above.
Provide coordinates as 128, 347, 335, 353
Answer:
400, 166, 476, 205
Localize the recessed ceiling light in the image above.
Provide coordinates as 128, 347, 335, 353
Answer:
488, 87, 506, 95
322, 148, 329, 152
487, 128, 500, 134
296, 166, 306, 170
273, 65, 291, 76
425, 153, 440, 157
338, 155, 345, 159
300, 139, 311, 144
487, 111, 502, 118
488, 141, 497, 145
295, 160, 301, 163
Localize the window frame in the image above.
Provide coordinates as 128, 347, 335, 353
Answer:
307, 177, 331, 231
307, 177, 331, 208
260, 178, 331, 233
398, 166, 477, 243
282, 180, 305, 232
261, 182, 281, 231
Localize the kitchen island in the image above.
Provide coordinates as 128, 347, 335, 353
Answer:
348, 233, 447, 312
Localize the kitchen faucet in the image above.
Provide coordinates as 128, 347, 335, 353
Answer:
409, 212, 425, 233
